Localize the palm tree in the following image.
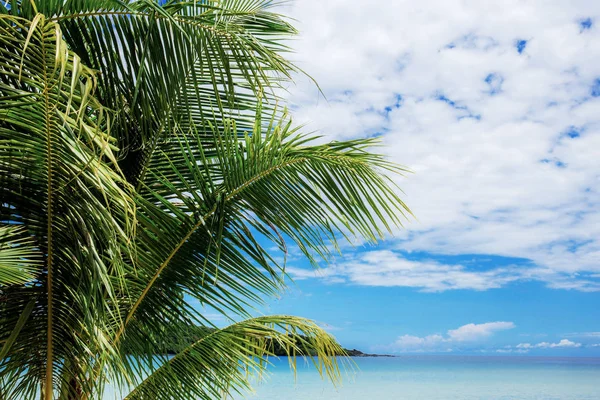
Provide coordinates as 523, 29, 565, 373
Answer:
0, 1, 411, 399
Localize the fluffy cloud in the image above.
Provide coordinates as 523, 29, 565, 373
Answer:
517, 339, 582, 349
447, 322, 515, 342
277, 1, 600, 291
394, 334, 447, 351
286, 250, 517, 291
538, 339, 581, 348
287, 250, 535, 292
389, 321, 514, 352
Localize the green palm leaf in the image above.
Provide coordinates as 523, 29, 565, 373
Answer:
0, 225, 42, 286
125, 316, 348, 400
0, 13, 135, 399
109, 107, 410, 393
53, 0, 297, 186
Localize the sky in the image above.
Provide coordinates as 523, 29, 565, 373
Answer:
241, 0, 600, 356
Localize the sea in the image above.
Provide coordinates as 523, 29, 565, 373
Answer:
236, 356, 600, 400
104, 356, 600, 399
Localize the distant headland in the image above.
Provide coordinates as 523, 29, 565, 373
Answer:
343, 349, 395, 357
161, 324, 393, 357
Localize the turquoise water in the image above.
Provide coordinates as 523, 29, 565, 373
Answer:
105, 356, 600, 399
237, 356, 600, 400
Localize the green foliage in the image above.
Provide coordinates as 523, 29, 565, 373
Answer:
126, 316, 349, 400
0, 1, 411, 399
160, 323, 349, 357
0, 225, 42, 286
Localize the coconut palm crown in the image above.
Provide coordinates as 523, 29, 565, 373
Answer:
0, 1, 411, 399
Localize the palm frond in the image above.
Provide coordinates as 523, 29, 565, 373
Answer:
124, 315, 349, 400
114, 106, 410, 364
0, 225, 42, 286
0, 14, 135, 399
53, 0, 298, 185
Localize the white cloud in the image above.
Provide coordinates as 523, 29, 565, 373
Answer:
516, 339, 582, 349
447, 322, 515, 342
287, 250, 524, 292
516, 343, 533, 349
539, 339, 582, 348
388, 321, 514, 352
277, 1, 600, 291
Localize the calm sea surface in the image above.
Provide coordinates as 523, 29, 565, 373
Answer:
236, 356, 600, 400
105, 356, 600, 399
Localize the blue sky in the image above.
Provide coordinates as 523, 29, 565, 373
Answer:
230, 0, 600, 356
263, 260, 600, 356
